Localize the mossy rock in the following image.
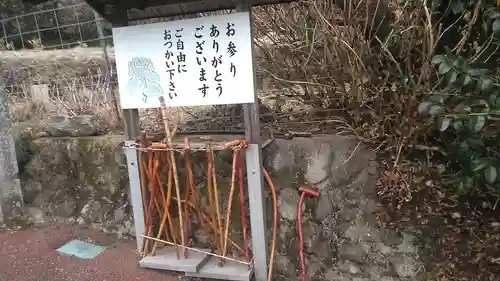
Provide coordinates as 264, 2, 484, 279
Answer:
11, 120, 49, 170
22, 135, 128, 220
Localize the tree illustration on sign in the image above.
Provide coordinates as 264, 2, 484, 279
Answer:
127, 57, 163, 103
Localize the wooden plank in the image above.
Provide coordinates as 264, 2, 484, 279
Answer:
178, 1, 206, 15
79, 0, 297, 22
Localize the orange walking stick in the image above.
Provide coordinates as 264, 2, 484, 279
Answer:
159, 96, 185, 258
222, 149, 239, 258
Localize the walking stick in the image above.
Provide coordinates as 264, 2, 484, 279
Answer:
159, 96, 185, 259
222, 148, 238, 258
210, 141, 225, 264
297, 186, 320, 281
151, 155, 179, 257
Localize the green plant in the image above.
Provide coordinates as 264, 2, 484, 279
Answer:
253, 0, 500, 197
419, 52, 500, 193
413, 0, 500, 195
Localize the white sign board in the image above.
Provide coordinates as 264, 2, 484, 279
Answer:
113, 12, 255, 109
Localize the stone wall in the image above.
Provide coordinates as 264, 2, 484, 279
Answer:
0, 76, 24, 226
12, 121, 422, 281
12, 116, 133, 234
264, 137, 423, 281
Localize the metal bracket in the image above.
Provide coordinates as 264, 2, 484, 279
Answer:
122, 142, 144, 251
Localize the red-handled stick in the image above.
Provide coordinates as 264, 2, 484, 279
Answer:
297, 186, 320, 281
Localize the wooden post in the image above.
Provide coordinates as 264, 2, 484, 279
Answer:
112, 6, 140, 140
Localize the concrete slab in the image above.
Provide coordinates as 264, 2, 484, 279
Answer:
56, 239, 107, 259
185, 257, 253, 281
139, 247, 210, 273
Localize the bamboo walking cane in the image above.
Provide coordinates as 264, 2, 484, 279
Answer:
155, 152, 171, 242
182, 136, 193, 258
222, 149, 238, 258
159, 96, 185, 258
173, 197, 245, 255
151, 156, 179, 257
143, 157, 161, 254
206, 146, 220, 254
142, 151, 155, 253
210, 142, 225, 264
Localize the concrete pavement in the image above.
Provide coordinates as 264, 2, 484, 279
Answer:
0, 224, 198, 281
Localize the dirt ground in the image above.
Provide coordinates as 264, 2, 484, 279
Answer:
0, 223, 193, 281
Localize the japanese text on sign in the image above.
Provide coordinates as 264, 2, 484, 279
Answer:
113, 12, 254, 109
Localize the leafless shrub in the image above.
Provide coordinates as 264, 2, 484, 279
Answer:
7, 69, 122, 131
253, 0, 435, 201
